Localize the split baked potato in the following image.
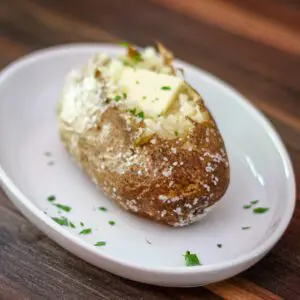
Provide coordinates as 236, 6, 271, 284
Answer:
58, 43, 230, 226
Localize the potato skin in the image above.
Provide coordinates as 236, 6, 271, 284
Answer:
59, 98, 230, 227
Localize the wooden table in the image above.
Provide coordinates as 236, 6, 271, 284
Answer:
1, 1, 299, 299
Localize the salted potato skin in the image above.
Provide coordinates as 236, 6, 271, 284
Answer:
59, 98, 229, 226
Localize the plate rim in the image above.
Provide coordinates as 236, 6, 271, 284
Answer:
0, 43, 296, 276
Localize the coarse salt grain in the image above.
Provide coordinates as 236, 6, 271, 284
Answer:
171, 147, 177, 154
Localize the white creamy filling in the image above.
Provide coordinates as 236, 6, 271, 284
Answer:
59, 47, 206, 137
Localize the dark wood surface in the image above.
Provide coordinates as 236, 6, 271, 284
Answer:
0, 0, 299, 299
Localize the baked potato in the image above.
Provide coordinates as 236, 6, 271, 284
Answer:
58, 43, 230, 226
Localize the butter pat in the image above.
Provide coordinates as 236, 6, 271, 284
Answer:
119, 67, 185, 117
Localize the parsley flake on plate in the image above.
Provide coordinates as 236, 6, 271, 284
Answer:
242, 226, 251, 230
80, 222, 84, 227
95, 241, 106, 247
99, 206, 107, 212
79, 228, 92, 235
47, 195, 56, 202
243, 204, 252, 209
184, 251, 201, 267
54, 203, 72, 212
69, 222, 76, 229
161, 86, 171, 90
253, 207, 269, 214
251, 200, 259, 205
52, 217, 69, 226
108, 221, 116, 226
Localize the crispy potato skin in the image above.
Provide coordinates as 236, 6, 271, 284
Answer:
59, 98, 230, 227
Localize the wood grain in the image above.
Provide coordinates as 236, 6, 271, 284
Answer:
0, 0, 300, 299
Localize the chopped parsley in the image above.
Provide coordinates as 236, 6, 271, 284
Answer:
142, 96, 147, 100
217, 243, 222, 248
79, 228, 92, 235
185, 251, 201, 267
70, 222, 76, 228
54, 203, 72, 212
119, 41, 129, 47
123, 92, 127, 99
128, 108, 144, 119
99, 206, 107, 212
242, 226, 251, 230
161, 86, 171, 90
135, 80, 140, 84
136, 111, 145, 119
129, 108, 137, 115
80, 222, 84, 227
174, 130, 179, 136
253, 207, 269, 214
95, 241, 106, 247
243, 204, 252, 209
243, 200, 260, 209
52, 217, 69, 226
114, 95, 121, 102
47, 195, 56, 202
108, 220, 116, 226
134, 53, 142, 63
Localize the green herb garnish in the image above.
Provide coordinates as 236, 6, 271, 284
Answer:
54, 203, 72, 212
80, 222, 84, 227
70, 222, 76, 228
243, 204, 252, 209
129, 108, 137, 115
161, 86, 171, 90
142, 96, 147, 100
95, 241, 106, 247
47, 195, 56, 202
134, 53, 142, 63
52, 217, 69, 226
243, 200, 260, 209
253, 207, 269, 214
108, 221, 116, 226
242, 226, 251, 230
79, 228, 92, 235
251, 200, 259, 205
114, 95, 121, 102
136, 111, 145, 119
119, 41, 129, 47
135, 80, 140, 84
217, 243, 222, 248
174, 130, 179, 136
184, 251, 201, 267
99, 207, 107, 212
123, 92, 127, 99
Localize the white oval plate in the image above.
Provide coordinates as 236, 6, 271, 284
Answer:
0, 44, 295, 287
